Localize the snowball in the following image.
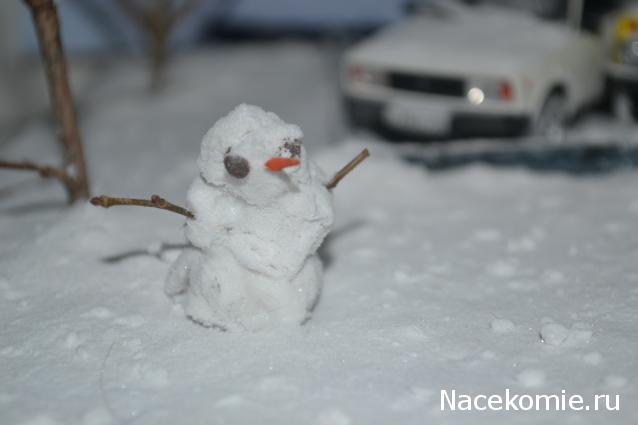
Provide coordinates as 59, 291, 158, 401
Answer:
539, 323, 592, 347
542, 270, 566, 285
516, 368, 546, 388
473, 228, 501, 242
317, 408, 352, 425
145, 240, 164, 256
1, 277, 26, 301
539, 323, 569, 346
540, 323, 569, 345
75, 345, 90, 362
82, 408, 113, 425
113, 315, 146, 328
215, 394, 245, 407
507, 237, 537, 253
604, 374, 628, 389
582, 351, 603, 366
0, 346, 23, 358
390, 387, 432, 411
486, 260, 518, 277
83, 307, 112, 319
481, 350, 497, 360
16, 416, 60, 425
166, 105, 334, 330
256, 375, 297, 392
132, 362, 169, 389
490, 318, 515, 333
62, 332, 81, 349
401, 325, 428, 341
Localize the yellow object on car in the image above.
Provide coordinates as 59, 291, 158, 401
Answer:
612, 13, 638, 63
615, 15, 638, 39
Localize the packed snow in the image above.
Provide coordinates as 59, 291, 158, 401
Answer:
167, 104, 334, 330
1, 43, 638, 424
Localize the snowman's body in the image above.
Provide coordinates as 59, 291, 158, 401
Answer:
166, 105, 334, 330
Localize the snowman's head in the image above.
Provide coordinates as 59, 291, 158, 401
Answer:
198, 104, 311, 206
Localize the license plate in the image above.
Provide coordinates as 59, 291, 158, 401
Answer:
383, 100, 450, 134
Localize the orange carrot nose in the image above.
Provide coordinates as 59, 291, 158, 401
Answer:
265, 157, 300, 172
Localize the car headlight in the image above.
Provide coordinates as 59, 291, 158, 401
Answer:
466, 78, 513, 104
345, 64, 386, 85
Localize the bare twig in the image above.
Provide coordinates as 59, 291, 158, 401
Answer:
116, 0, 202, 91
325, 148, 370, 190
0, 160, 76, 189
23, 0, 90, 202
173, 0, 201, 22
90, 194, 194, 219
114, 0, 147, 27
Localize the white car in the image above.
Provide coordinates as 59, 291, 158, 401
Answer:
341, 0, 606, 140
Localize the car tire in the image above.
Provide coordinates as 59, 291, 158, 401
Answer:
533, 93, 567, 143
627, 100, 638, 121
612, 91, 638, 122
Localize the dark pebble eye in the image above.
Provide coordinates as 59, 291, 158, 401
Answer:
224, 155, 250, 179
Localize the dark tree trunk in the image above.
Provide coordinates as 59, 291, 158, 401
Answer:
23, 0, 90, 202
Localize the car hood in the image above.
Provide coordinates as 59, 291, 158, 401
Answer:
347, 5, 572, 76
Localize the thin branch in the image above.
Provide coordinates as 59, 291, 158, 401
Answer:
116, 0, 202, 91
173, 0, 201, 22
0, 160, 76, 189
90, 194, 194, 219
325, 148, 370, 190
114, 0, 148, 28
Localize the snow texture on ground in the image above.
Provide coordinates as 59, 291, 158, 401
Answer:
1, 43, 638, 424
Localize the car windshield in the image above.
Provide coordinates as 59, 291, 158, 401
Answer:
417, 0, 621, 30
417, 0, 568, 21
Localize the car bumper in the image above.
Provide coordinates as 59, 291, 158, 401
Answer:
344, 95, 529, 137
607, 63, 638, 84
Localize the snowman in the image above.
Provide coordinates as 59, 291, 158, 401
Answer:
165, 104, 335, 330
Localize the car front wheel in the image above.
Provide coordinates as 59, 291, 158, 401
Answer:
612, 91, 638, 122
533, 93, 567, 143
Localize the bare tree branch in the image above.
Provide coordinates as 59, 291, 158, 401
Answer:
23, 0, 90, 202
114, 0, 148, 28
115, 0, 202, 91
0, 160, 76, 189
91, 194, 194, 218
173, 0, 201, 23
325, 148, 370, 190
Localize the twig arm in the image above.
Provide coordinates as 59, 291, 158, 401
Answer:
91, 195, 194, 219
325, 148, 370, 190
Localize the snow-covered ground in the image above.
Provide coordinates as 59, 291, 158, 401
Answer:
1, 43, 638, 425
